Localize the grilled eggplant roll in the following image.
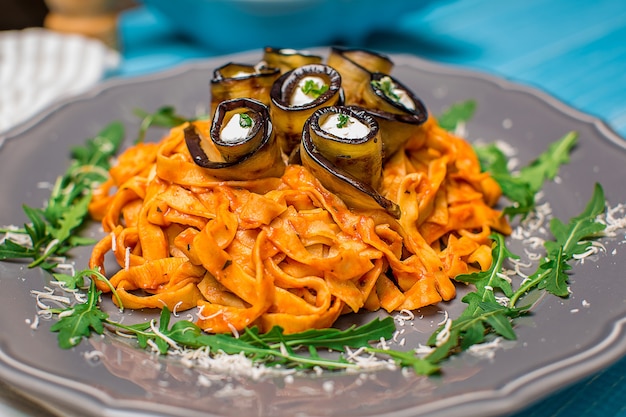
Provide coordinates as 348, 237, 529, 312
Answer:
364, 73, 427, 116
336, 74, 425, 160
262, 47, 323, 73
210, 62, 280, 115
300, 106, 400, 218
363, 106, 428, 162
326, 47, 393, 105
184, 98, 285, 180
270, 63, 343, 155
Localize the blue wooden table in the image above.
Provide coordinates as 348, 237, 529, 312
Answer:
112, 1, 626, 416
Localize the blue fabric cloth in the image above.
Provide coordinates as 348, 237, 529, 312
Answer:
115, 2, 626, 416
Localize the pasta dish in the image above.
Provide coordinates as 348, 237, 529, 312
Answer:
87, 47, 510, 335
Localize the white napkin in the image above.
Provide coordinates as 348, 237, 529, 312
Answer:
0, 28, 120, 134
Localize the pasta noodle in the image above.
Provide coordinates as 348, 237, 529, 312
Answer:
88, 51, 510, 335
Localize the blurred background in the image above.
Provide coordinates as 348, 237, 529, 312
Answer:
0, 0, 48, 30
1, 0, 625, 137
1, 1, 626, 416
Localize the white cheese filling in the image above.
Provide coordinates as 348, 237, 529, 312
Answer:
220, 114, 253, 142
396, 89, 415, 110
290, 76, 327, 106
377, 76, 415, 110
320, 113, 369, 139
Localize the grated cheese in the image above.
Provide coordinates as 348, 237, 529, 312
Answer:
467, 337, 503, 360
1, 228, 32, 247
226, 322, 240, 338
435, 318, 452, 347
149, 319, 179, 350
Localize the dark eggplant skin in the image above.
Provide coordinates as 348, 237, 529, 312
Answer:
326, 47, 394, 105
360, 105, 428, 162
269, 63, 343, 155
299, 106, 400, 218
210, 62, 280, 116
185, 98, 285, 180
344, 73, 428, 158
262, 47, 323, 73
365, 72, 428, 117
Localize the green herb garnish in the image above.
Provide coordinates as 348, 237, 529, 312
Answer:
53, 295, 403, 371
134, 106, 190, 144
371, 76, 401, 102
0, 122, 123, 270
509, 183, 606, 305
437, 99, 477, 131
239, 113, 253, 128
301, 79, 329, 98
336, 113, 351, 128
475, 131, 578, 219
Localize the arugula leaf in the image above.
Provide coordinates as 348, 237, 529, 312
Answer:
437, 99, 477, 131
69, 122, 124, 167
103, 307, 396, 371
509, 183, 606, 305
134, 106, 190, 144
52, 272, 86, 290
0, 122, 124, 269
475, 131, 578, 218
517, 131, 578, 193
244, 317, 396, 351
50, 279, 108, 349
425, 233, 527, 363
0, 239, 36, 260
367, 347, 440, 375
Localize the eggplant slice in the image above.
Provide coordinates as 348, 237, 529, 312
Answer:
300, 106, 400, 218
210, 62, 280, 116
185, 98, 285, 180
262, 47, 323, 74
270, 63, 344, 155
326, 47, 394, 105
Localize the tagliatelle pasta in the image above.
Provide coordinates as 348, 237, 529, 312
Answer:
87, 111, 510, 334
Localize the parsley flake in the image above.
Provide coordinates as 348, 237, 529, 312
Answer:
301, 79, 329, 98
239, 113, 253, 128
371, 76, 401, 102
336, 113, 351, 128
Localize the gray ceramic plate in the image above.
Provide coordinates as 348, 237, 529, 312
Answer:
1, 50, 626, 417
